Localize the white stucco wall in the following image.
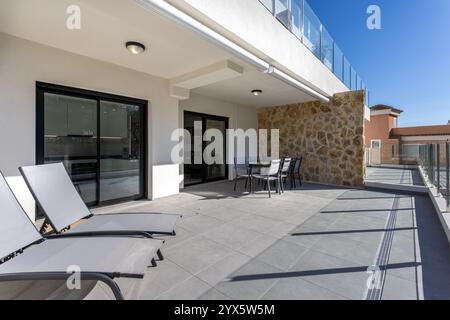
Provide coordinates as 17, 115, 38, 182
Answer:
168, 0, 348, 96
0, 33, 181, 212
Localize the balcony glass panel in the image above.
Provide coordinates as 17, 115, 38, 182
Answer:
260, 0, 274, 14
356, 75, 362, 90
343, 57, 351, 88
291, 0, 303, 40
351, 68, 357, 90
321, 27, 333, 71
274, 0, 291, 29
333, 44, 344, 81
303, 1, 321, 58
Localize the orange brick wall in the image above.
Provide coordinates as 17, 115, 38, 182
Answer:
365, 114, 398, 147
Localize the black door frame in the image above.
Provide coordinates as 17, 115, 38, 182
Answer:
36, 82, 148, 208
184, 111, 229, 186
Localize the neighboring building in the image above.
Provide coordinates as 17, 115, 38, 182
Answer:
0, 0, 369, 220
364, 105, 403, 165
365, 105, 450, 166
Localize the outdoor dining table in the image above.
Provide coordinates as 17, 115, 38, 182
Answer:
247, 162, 271, 194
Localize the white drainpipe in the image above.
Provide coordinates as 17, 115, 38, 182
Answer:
134, 0, 331, 103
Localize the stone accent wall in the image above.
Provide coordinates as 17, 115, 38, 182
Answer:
258, 91, 366, 187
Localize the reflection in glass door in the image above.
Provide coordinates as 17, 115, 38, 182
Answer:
43, 93, 98, 205
37, 83, 146, 207
100, 101, 143, 202
205, 119, 227, 181
184, 112, 203, 186
183, 111, 228, 186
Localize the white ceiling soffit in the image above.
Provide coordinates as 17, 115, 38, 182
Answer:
134, 0, 329, 103
0, 0, 325, 106
0, 0, 233, 78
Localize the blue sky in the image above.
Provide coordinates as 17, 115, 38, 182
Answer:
307, 0, 450, 127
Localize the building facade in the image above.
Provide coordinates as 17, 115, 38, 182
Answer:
0, 0, 368, 220
365, 105, 450, 166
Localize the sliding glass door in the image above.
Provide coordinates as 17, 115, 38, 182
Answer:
99, 101, 144, 203
184, 111, 228, 186
37, 83, 147, 207
205, 118, 227, 181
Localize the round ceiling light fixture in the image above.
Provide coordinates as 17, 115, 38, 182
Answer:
126, 41, 146, 55
251, 89, 263, 96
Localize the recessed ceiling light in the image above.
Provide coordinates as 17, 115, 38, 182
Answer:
251, 89, 263, 96
126, 41, 146, 55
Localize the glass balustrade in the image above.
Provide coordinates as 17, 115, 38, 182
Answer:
333, 44, 344, 81
258, 0, 369, 104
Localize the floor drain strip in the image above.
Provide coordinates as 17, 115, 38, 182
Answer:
365, 195, 399, 300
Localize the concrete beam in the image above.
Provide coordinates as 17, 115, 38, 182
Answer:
170, 60, 243, 90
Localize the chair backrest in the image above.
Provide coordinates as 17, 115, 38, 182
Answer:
20, 163, 92, 233
281, 158, 292, 173
234, 158, 249, 176
0, 172, 43, 261
260, 159, 281, 176
294, 157, 303, 171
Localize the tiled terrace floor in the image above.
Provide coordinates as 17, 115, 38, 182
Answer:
3, 180, 450, 300
97, 182, 450, 300
366, 167, 425, 187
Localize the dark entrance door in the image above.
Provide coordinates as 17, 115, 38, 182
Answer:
184, 111, 228, 186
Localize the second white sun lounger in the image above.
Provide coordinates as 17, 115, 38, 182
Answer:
20, 163, 180, 243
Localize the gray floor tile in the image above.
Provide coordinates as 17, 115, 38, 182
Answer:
201, 223, 263, 250
256, 240, 308, 271
311, 235, 380, 266
165, 236, 234, 274
196, 252, 252, 287
236, 234, 281, 257
177, 214, 224, 234
129, 260, 192, 300
156, 276, 212, 300
202, 206, 252, 222
290, 249, 369, 300
262, 278, 348, 300
214, 260, 284, 300
198, 288, 232, 300
381, 274, 422, 300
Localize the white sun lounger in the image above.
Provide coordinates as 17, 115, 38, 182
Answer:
0, 172, 163, 300
20, 163, 180, 245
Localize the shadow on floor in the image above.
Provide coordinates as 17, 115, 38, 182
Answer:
413, 195, 450, 299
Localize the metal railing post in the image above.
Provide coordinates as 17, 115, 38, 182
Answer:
428, 144, 432, 182
446, 142, 449, 209
437, 144, 441, 194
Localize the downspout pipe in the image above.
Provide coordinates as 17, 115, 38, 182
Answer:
134, 0, 331, 103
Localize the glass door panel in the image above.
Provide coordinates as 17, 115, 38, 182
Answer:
183, 112, 228, 186
205, 119, 227, 181
43, 93, 98, 205
184, 112, 203, 186
99, 101, 143, 202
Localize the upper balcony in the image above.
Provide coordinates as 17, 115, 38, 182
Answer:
168, 0, 369, 104
259, 0, 368, 98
